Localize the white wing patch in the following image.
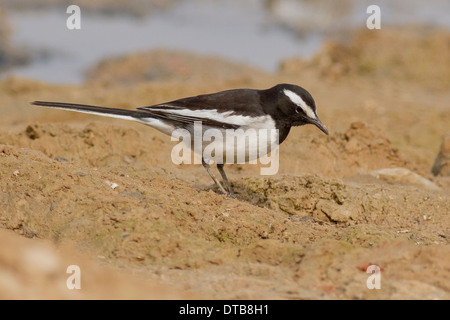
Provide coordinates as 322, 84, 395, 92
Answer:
283, 89, 316, 119
145, 106, 274, 128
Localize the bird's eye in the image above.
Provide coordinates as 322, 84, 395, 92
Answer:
295, 106, 302, 114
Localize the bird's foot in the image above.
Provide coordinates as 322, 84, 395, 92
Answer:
226, 192, 236, 199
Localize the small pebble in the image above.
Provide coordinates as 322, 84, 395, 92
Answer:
54, 156, 69, 162
105, 180, 119, 190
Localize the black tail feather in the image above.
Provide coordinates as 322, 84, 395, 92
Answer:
31, 101, 147, 118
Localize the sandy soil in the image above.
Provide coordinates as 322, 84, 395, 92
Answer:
0, 28, 449, 299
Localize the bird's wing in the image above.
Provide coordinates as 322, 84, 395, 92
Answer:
137, 89, 266, 129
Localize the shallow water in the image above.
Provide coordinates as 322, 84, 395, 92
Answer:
4, 0, 450, 84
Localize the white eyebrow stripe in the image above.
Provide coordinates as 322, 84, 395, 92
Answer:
283, 89, 316, 119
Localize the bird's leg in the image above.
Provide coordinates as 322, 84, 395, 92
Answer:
217, 163, 235, 198
202, 158, 228, 195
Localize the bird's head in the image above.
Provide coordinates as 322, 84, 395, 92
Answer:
274, 84, 328, 135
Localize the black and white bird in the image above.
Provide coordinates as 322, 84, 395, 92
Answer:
32, 83, 328, 197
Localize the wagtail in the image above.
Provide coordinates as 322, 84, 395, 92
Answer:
32, 84, 328, 197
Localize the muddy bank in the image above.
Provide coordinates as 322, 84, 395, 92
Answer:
0, 28, 449, 299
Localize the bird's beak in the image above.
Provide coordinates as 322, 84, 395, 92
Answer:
309, 117, 329, 135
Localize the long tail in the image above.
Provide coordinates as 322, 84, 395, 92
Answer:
31, 101, 149, 121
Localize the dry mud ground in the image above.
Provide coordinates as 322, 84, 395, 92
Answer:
0, 29, 449, 299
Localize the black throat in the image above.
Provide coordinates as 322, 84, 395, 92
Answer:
277, 124, 292, 144
259, 86, 294, 144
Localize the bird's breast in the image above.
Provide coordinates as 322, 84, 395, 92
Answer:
179, 115, 280, 164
